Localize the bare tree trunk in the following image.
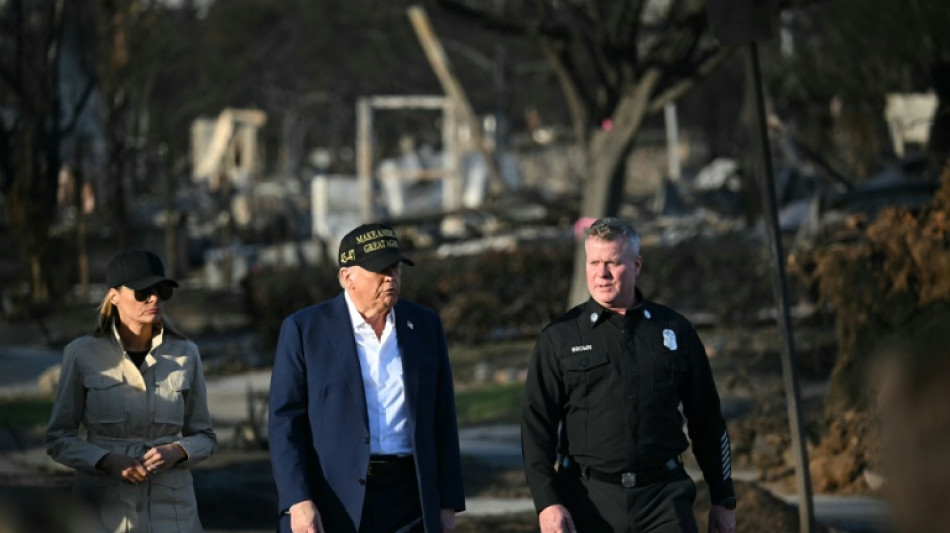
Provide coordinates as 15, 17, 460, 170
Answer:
218, 171, 233, 289
540, 38, 589, 151
1, 0, 82, 308
75, 139, 89, 302
108, 111, 130, 250
100, 4, 134, 251
11, 109, 57, 308
163, 150, 179, 278
567, 70, 662, 307
30, 254, 48, 304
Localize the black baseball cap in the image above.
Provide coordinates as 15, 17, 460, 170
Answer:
106, 250, 179, 290
338, 223, 414, 273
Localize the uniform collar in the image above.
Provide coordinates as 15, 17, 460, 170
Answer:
585, 288, 649, 327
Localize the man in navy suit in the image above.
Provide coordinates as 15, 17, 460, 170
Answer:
268, 223, 465, 533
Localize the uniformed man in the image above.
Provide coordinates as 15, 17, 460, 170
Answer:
522, 217, 737, 533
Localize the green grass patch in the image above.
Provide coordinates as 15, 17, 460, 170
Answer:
454, 382, 524, 426
449, 340, 534, 383
450, 339, 535, 363
0, 396, 53, 428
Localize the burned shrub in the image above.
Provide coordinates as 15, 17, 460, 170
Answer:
791, 168, 950, 413
244, 231, 775, 350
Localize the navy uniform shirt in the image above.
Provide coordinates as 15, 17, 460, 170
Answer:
522, 289, 735, 512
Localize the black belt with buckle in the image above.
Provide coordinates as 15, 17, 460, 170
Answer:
367, 454, 415, 477
583, 458, 681, 488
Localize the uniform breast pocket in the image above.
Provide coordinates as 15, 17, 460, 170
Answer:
154, 370, 191, 425
561, 351, 612, 397
83, 374, 125, 424
653, 352, 688, 403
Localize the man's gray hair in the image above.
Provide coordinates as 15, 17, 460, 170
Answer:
585, 217, 641, 256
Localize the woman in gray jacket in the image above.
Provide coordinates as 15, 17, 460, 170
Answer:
47, 250, 217, 532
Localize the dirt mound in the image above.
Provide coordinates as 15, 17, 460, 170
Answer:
786, 167, 950, 497
807, 410, 880, 495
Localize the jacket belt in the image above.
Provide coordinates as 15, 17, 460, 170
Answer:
88, 435, 179, 456
582, 457, 681, 488
367, 454, 415, 477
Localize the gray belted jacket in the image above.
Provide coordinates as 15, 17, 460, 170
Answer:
47, 323, 217, 532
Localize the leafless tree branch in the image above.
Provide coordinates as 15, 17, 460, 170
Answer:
646, 45, 737, 114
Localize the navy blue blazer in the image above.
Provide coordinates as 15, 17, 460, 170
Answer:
268, 293, 465, 532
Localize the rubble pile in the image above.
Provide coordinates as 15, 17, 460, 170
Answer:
783, 166, 950, 495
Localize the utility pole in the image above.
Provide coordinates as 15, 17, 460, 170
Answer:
706, 2, 816, 532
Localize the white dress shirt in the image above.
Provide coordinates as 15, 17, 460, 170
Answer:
344, 291, 412, 455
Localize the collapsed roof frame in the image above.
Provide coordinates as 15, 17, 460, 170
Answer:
355, 95, 463, 222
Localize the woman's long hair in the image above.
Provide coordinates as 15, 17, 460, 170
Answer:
95, 288, 186, 339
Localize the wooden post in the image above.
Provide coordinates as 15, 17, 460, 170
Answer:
355, 95, 461, 222
664, 103, 681, 182
357, 98, 374, 222
407, 5, 507, 196
73, 141, 90, 302
442, 99, 461, 213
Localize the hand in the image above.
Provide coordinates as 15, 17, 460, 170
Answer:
539, 504, 576, 533
708, 505, 736, 533
139, 443, 187, 475
289, 500, 325, 533
440, 509, 456, 532
97, 452, 149, 484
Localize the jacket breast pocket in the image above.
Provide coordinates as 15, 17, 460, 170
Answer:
83, 374, 125, 424
154, 370, 191, 425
